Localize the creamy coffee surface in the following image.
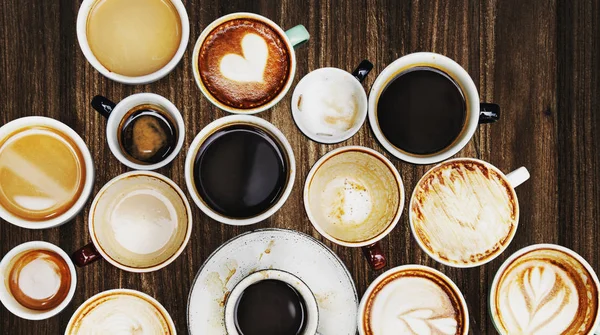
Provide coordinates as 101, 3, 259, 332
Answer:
198, 18, 291, 109
411, 160, 517, 265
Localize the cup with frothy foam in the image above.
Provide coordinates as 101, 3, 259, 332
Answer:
490, 244, 600, 335
358, 265, 469, 335
64, 289, 176, 334
192, 12, 310, 114
0, 241, 76, 320
72, 171, 192, 272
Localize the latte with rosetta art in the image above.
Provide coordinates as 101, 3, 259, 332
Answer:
198, 18, 291, 109
493, 248, 599, 335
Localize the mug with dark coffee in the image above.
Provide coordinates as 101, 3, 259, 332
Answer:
368, 52, 500, 164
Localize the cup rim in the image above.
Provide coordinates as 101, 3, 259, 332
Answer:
291, 67, 368, 144
76, 0, 190, 85
303, 145, 404, 247
0, 241, 77, 320
87, 170, 193, 273
367, 52, 480, 164
357, 264, 469, 335
408, 157, 520, 268
184, 115, 296, 226
64, 288, 176, 334
105, 93, 185, 170
0, 116, 95, 229
191, 12, 298, 114
488, 243, 600, 334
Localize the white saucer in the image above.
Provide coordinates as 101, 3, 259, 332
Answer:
187, 228, 358, 334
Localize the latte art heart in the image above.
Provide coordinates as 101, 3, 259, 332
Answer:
220, 34, 268, 83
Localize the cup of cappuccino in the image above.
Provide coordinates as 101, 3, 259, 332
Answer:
192, 12, 310, 114
0, 241, 76, 320
409, 158, 529, 268
72, 171, 192, 272
358, 265, 469, 335
489, 244, 600, 335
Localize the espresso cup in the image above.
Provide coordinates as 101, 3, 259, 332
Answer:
304, 146, 404, 270
368, 52, 500, 164
0, 116, 94, 229
224, 269, 320, 335
409, 158, 530, 268
76, 0, 189, 84
358, 265, 469, 335
292, 60, 373, 144
0, 241, 76, 320
185, 115, 296, 226
490, 244, 600, 335
192, 12, 310, 114
72, 171, 192, 273
91, 93, 185, 170
65, 289, 176, 334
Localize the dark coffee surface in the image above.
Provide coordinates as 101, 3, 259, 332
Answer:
193, 124, 287, 218
234, 280, 306, 335
377, 67, 466, 155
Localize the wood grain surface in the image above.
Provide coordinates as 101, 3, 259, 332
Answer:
1, 0, 599, 334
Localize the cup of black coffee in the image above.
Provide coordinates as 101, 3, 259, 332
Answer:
368, 52, 499, 164
224, 269, 320, 335
184, 115, 295, 225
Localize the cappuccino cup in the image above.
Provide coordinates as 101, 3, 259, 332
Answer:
358, 265, 469, 335
304, 146, 404, 270
490, 244, 600, 335
72, 171, 192, 272
192, 12, 310, 114
0, 241, 76, 320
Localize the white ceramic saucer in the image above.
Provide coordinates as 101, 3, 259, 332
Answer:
187, 228, 358, 334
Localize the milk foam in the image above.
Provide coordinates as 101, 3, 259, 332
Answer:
18, 258, 61, 300
219, 33, 268, 83
321, 177, 372, 226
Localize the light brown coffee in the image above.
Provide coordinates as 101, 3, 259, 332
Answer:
6, 249, 71, 310
0, 126, 86, 221
198, 18, 291, 109
86, 0, 182, 77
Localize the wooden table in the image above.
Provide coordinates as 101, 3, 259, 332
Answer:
1, 0, 598, 334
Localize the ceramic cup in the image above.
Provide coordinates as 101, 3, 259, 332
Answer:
0, 241, 77, 320
291, 60, 373, 144
224, 269, 320, 335
76, 0, 189, 85
0, 116, 94, 229
90, 93, 185, 170
368, 52, 500, 164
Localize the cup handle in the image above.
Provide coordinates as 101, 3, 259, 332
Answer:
91, 95, 116, 119
351, 60, 374, 83
506, 167, 530, 188
284, 25, 310, 48
362, 242, 386, 270
72, 243, 103, 267
479, 103, 500, 124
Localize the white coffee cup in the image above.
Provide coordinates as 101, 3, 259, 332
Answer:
90, 93, 185, 170
368, 52, 500, 164
0, 241, 77, 320
224, 269, 320, 335
0, 117, 95, 229
76, 0, 189, 85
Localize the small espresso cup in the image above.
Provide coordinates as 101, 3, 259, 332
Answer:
72, 171, 192, 273
192, 12, 310, 114
224, 269, 320, 335
0, 116, 95, 229
0, 241, 77, 320
91, 93, 185, 170
292, 60, 374, 144
185, 115, 296, 226
358, 265, 469, 335
368, 52, 500, 164
489, 244, 600, 335
76, 0, 189, 84
410, 158, 530, 268
304, 146, 404, 270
